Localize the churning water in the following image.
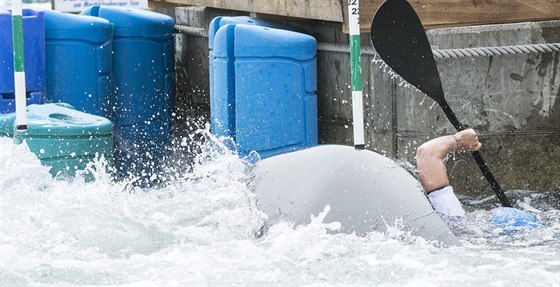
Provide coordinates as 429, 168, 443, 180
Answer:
1, 135, 559, 287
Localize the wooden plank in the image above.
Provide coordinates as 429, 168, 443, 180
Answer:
152, 0, 560, 31
353, 0, 560, 33
150, 0, 343, 22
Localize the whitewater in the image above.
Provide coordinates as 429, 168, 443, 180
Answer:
1, 135, 559, 287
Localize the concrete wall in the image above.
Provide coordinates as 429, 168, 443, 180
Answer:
170, 6, 559, 196
368, 21, 560, 196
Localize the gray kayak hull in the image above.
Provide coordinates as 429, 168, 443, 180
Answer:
253, 145, 461, 246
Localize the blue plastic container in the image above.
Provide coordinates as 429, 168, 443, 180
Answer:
44, 10, 113, 117
211, 23, 317, 159
208, 16, 300, 140
81, 6, 175, 182
0, 8, 45, 113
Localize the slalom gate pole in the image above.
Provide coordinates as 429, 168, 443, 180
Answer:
348, 0, 365, 149
11, 0, 28, 131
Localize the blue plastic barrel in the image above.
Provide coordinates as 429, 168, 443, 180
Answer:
44, 10, 113, 117
0, 8, 45, 113
81, 6, 175, 183
208, 16, 301, 140
211, 23, 318, 159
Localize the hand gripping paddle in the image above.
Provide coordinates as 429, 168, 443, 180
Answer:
370, 0, 512, 207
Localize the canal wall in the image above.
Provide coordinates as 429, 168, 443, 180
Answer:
164, 6, 559, 197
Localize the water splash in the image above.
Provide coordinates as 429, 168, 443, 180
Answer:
419, 95, 428, 106
429, 101, 438, 110
371, 53, 423, 95
0, 136, 559, 286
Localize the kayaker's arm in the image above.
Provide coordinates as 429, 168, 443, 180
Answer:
416, 128, 482, 193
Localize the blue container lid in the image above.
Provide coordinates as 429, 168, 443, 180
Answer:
0, 103, 112, 137
208, 16, 301, 50
214, 24, 316, 61
81, 6, 174, 38
45, 10, 112, 43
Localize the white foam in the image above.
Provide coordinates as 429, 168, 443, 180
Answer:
0, 135, 559, 286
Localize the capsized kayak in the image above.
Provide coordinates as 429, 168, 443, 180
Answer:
253, 145, 461, 246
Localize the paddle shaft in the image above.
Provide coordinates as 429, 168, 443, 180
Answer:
440, 102, 512, 207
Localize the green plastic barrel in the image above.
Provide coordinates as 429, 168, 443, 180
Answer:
1, 103, 113, 178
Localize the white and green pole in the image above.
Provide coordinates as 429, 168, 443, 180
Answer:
11, 0, 28, 131
348, 0, 365, 149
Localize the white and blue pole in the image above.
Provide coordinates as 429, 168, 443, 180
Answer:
11, 0, 28, 131
348, 0, 365, 149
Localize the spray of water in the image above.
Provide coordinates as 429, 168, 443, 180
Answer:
1, 132, 559, 286
371, 53, 423, 95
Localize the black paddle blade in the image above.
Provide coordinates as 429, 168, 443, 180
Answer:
371, 0, 445, 105
370, 0, 512, 207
